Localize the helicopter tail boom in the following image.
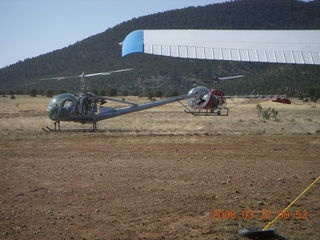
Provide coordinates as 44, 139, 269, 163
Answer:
95, 95, 189, 121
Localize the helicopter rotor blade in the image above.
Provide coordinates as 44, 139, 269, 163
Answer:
39, 75, 81, 81
84, 68, 133, 77
39, 68, 133, 81
218, 75, 245, 80
84, 72, 111, 77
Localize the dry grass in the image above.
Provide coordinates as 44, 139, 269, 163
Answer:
2, 95, 319, 138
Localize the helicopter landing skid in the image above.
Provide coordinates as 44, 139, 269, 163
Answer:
184, 108, 229, 116
42, 127, 98, 133
42, 121, 61, 132
178, 101, 229, 116
42, 121, 98, 133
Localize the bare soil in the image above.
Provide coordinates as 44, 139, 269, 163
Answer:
0, 134, 319, 240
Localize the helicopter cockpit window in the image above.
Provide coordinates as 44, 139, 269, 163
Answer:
62, 100, 74, 108
187, 86, 209, 107
48, 93, 78, 110
47, 93, 78, 121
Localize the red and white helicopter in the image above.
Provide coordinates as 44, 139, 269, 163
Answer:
183, 74, 294, 116
183, 75, 247, 116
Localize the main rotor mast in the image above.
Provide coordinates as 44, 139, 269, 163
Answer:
80, 72, 87, 96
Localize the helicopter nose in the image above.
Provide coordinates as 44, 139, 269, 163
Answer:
48, 106, 59, 121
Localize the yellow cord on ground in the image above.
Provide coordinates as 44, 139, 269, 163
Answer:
263, 176, 320, 231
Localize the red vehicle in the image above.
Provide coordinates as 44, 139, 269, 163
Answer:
272, 96, 291, 104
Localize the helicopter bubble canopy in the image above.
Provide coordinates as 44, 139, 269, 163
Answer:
187, 86, 210, 108
187, 86, 209, 97
48, 93, 78, 108
47, 93, 78, 121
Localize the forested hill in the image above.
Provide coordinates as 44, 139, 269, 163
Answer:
1, 0, 320, 96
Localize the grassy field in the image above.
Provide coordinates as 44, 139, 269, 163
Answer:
0, 95, 319, 240
0, 95, 320, 137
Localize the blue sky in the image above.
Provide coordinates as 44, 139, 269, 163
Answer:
0, 0, 228, 69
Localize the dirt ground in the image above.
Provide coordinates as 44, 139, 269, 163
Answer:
0, 96, 319, 240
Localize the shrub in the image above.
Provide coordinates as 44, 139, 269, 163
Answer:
146, 92, 154, 101
30, 89, 37, 97
122, 90, 128, 96
132, 91, 139, 96
106, 88, 117, 97
99, 90, 106, 96
256, 104, 279, 120
154, 90, 163, 98
46, 90, 54, 98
